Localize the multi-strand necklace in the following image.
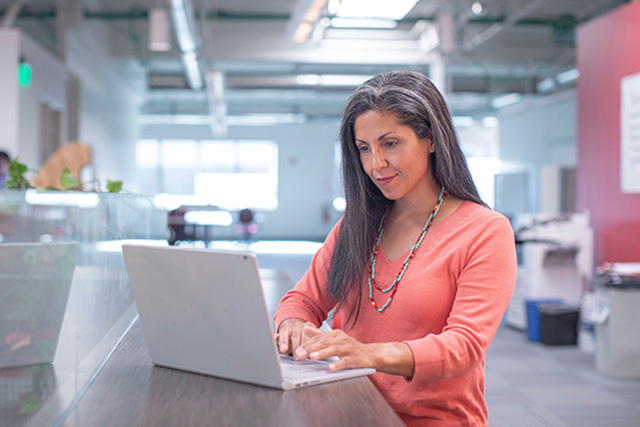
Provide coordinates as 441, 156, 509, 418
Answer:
368, 187, 447, 312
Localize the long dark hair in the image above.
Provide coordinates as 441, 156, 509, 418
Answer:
329, 70, 485, 327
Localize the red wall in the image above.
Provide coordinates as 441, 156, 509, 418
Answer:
576, 2, 640, 265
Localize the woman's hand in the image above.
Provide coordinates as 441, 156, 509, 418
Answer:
276, 318, 318, 355
295, 326, 415, 377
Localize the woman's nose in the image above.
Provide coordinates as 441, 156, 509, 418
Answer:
371, 148, 388, 169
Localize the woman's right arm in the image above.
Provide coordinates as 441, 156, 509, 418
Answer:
273, 219, 344, 351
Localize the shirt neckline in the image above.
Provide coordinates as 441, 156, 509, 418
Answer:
379, 200, 475, 265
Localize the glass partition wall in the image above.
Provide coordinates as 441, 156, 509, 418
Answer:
0, 190, 167, 426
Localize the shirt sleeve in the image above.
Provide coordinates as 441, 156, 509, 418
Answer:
404, 215, 517, 381
273, 219, 342, 331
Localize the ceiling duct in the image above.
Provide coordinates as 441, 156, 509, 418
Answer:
1, 0, 27, 28
170, 0, 203, 90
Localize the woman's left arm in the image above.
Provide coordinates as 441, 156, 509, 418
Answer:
404, 215, 517, 380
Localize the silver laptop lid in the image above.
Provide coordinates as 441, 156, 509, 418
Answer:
0, 242, 78, 368
123, 244, 284, 388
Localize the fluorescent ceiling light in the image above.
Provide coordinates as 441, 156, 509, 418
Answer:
482, 116, 499, 128
320, 38, 418, 50
286, 0, 329, 43
453, 116, 475, 127
139, 114, 307, 126
139, 115, 210, 125
556, 68, 579, 84
327, 0, 340, 15
296, 74, 371, 86
491, 93, 522, 110
337, 0, 419, 20
330, 18, 397, 28
227, 114, 307, 126
537, 77, 556, 93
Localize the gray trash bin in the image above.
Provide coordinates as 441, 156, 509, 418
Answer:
595, 286, 640, 378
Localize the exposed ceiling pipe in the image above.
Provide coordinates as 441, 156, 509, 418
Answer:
1, 0, 27, 28
170, 0, 203, 90
463, 0, 550, 53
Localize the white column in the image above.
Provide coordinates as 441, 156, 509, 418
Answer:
0, 29, 20, 158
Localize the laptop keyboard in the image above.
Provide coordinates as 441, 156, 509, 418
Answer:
279, 355, 336, 382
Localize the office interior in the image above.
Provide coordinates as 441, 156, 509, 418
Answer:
1, 0, 640, 426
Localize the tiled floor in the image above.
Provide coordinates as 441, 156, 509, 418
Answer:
248, 244, 640, 427
486, 325, 640, 427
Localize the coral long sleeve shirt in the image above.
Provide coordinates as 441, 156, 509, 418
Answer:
274, 201, 517, 427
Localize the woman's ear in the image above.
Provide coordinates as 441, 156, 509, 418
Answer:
427, 138, 436, 154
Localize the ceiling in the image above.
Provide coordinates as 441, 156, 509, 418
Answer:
3, 0, 630, 121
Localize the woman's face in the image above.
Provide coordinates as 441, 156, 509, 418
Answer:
354, 110, 435, 202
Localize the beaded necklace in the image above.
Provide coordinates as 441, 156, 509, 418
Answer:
368, 187, 447, 312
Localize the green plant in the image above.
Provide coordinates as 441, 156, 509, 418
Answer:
106, 179, 123, 193
3, 159, 123, 193
7, 158, 33, 190
60, 168, 82, 191
58, 168, 123, 193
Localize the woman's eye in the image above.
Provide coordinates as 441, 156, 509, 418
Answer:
358, 145, 369, 152
383, 140, 397, 148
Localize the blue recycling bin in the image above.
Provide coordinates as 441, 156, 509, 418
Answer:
525, 298, 563, 342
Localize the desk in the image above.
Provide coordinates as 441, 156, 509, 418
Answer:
62, 320, 403, 426
4, 268, 402, 426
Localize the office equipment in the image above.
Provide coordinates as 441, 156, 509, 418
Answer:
122, 244, 375, 390
506, 212, 593, 329
592, 263, 640, 378
0, 242, 78, 368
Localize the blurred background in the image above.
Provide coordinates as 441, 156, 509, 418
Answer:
1, 0, 635, 245
2, 1, 640, 426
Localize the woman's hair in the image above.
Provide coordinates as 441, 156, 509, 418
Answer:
328, 70, 485, 326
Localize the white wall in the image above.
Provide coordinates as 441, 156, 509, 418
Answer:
0, 24, 144, 189
64, 22, 145, 189
18, 33, 68, 168
498, 91, 577, 212
140, 119, 502, 240
0, 30, 21, 159
141, 121, 341, 240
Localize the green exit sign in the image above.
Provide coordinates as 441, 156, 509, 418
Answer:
18, 61, 32, 87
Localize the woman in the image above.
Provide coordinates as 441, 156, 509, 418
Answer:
274, 71, 516, 427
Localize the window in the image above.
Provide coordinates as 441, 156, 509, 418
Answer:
467, 157, 501, 209
136, 139, 278, 210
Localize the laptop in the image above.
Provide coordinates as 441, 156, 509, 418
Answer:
122, 244, 375, 390
0, 242, 78, 368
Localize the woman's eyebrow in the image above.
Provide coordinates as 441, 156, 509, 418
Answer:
377, 131, 394, 141
355, 131, 394, 144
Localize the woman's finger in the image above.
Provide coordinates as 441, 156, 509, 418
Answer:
277, 329, 291, 353
308, 344, 341, 360
302, 325, 322, 338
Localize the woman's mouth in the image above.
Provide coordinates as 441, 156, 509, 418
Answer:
376, 175, 395, 186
